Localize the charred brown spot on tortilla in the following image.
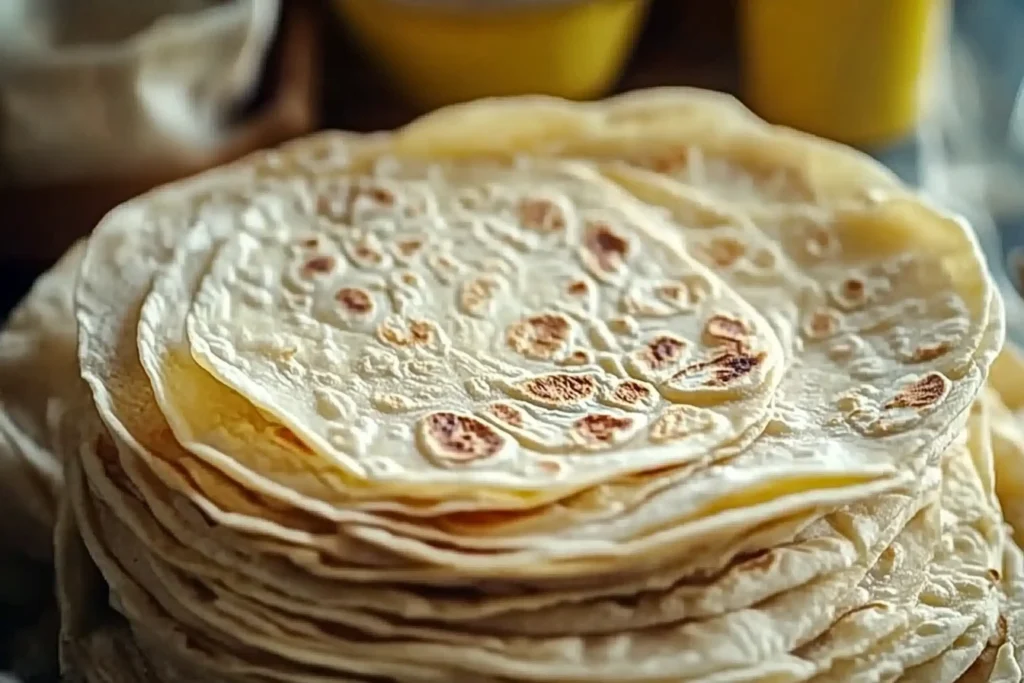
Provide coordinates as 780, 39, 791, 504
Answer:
394, 238, 425, 259
909, 340, 953, 363
303, 255, 335, 275
519, 198, 566, 233
335, 287, 374, 315
572, 413, 635, 446
582, 221, 630, 274
487, 402, 524, 428
704, 236, 746, 267
460, 276, 502, 316
703, 314, 750, 347
507, 312, 573, 360
642, 334, 689, 370
611, 380, 654, 408
805, 309, 841, 339
420, 412, 506, 463
884, 372, 950, 410
672, 349, 766, 387
300, 237, 320, 248
566, 279, 590, 296
649, 405, 715, 442
378, 319, 436, 347
518, 373, 598, 406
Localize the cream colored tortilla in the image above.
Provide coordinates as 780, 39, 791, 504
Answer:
0, 240, 84, 559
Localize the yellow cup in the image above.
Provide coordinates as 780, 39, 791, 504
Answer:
740, 0, 947, 147
333, 0, 649, 110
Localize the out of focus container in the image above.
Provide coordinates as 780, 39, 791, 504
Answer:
740, 0, 948, 147
333, 0, 649, 110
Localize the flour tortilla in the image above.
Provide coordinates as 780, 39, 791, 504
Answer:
0, 240, 84, 559
74, 90, 995, 546
73, 434, 939, 683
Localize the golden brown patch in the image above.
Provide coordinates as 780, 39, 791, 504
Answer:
804, 309, 841, 340
378, 319, 436, 348
303, 255, 335, 274
460, 276, 502, 317
582, 221, 630, 275
507, 312, 574, 360
487, 403, 524, 428
335, 287, 374, 315
572, 413, 635, 446
611, 380, 654, 408
567, 279, 590, 296
641, 334, 689, 370
703, 236, 746, 268
910, 341, 953, 363
518, 373, 598, 406
519, 198, 566, 233
672, 350, 765, 387
394, 238, 425, 259
649, 405, 715, 443
703, 314, 749, 347
884, 373, 950, 410
420, 412, 506, 463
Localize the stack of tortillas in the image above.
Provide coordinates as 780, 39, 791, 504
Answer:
2, 88, 1024, 682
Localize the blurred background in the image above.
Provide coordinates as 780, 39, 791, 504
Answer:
2, 0, 1024, 676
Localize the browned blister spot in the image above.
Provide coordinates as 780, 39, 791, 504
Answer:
487, 402, 524, 428
572, 413, 635, 447
378, 318, 436, 348
884, 372, 950, 410
642, 334, 689, 370
909, 340, 953, 363
303, 255, 335, 275
804, 309, 841, 340
336, 287, 374, 315
581, 221, 630, 277
567, 279, 590, 297
703, 314, 750, 347
420, 412, 506, 463
460, 276, 502, 317
300, 237, 320, 248
649, 404, 715, 442
703, 236, 746, 268
507, 312, 573, 360
393, 238, 425, 260
559, 349, 593, 367
613, 380, 649, 404
655, 275, 711, 309
519, 198, 566, 233
672, 349, 766, 387
367, 186, 396, 206
832, 276, 868, 309
519, 373, 598, 406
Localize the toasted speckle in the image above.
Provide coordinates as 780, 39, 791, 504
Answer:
703, 314, 749, 347
303, 255, 335, 274
519, 197, 566, 233
641, 334, 689, 370
507, 312, 574, 360
487, 402, 524, 428
580, 220, 630, 280
704, 236, 746, 267
885, 372, 950, 409
378, 318, 436, 348
804, 309, 841, 340
571, 413, 636, 447
609, 380, 655, 409
336, 287, 374, 315
672, 350, 765, 388
649, 405, 716, 442
909, 340, 952, 363
516, 373, 598, 407
419, 411, 508, 463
